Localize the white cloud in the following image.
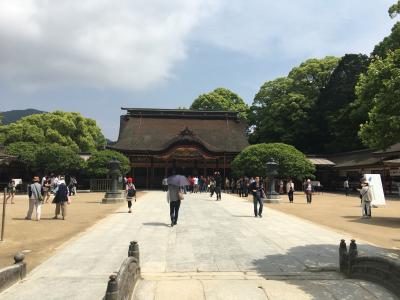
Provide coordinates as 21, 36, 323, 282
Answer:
194, 0, 395, 59
0, 0, 219, 90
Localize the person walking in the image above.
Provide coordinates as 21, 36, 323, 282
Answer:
162, 177, 168, 192
5, 179, 16, 204
304, 179, 314, 204
26, 176, 44, 221
359, 180, 373, 218
126, 178, 136, 213
52, 177, 69, 220
43, 178, 52, 203
286, 179, 295, 203
167, 184, 181, 227
250, 176, 265, 217
344, 179, 350, 197
68, 176, 77, 196
214, 172, 222, 201
279, 180, 284, 194
209, 177, 216, 197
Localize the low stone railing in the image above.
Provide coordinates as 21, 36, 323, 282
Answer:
0, 253, 27, 293
339, 239, 400, 296
104, 241, 141, 300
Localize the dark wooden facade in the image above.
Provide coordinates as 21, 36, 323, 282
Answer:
109, 108, 249, 189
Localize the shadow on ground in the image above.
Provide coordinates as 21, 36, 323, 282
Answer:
342, 216, 400, 228
142, 222, 170, 227
251, 243, 399, 299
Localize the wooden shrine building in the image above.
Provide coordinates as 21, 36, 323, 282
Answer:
109, 108, 249, 189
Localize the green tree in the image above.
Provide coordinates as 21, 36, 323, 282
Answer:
315, 54, 370, 152
389, 1, 400, 18
373, 22, 400, 59
37, 144, 85, 175
356, 50, 400, 149
191, 88, 249, 120
86, 150, 130, 178
250, 56, 339, 152
231, 143, 315, 179
5, 142, 39, 168
0, 111, 106, 152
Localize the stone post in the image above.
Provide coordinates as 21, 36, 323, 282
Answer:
339, 239, 348, 273
128, 240, 140, 263
102, 158, 125, 203
14, 252, 26, 279
348, 239, 358, 275
105, 274, 118, 300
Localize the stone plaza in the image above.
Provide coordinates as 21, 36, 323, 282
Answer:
0, 191, 397, 299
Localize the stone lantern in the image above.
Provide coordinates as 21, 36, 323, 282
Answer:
265, 158, 281, 203
102, 158, 125, 203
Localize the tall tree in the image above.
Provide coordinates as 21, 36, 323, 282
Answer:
0, 111, 106, 152
191, 88, 249, 120
250, 56, 339, 153
356, 50, 400, 149
315, 54, 370, 153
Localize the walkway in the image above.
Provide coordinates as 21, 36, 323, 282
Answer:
0, 191, 397, 299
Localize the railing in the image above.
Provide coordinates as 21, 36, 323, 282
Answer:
90, 179, 122, 192
339, 239, 400, 297
104, 241, 141, 300
0, 253, 26, 293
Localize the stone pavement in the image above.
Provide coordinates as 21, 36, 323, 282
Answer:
0, 191, 397, 299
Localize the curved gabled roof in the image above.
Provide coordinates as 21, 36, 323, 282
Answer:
110, 109, 249, 154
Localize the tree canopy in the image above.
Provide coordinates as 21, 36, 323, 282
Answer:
314, 54, 370, 153
249, 56, 339, 153
231, 143, 315, 179
0, 111, 106, 152
5, 142, 85, 175
86, 150, 131, 178
190, 88, 249, 120
355, 50, 400, 149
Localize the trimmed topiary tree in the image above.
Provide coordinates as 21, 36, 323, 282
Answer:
86, 150, 130, 178
231, 143, 315, 179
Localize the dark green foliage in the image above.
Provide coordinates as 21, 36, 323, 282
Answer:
231, 143, 315, 179
356, 50, 400, 149
5, 142, 85, 174
5, 142, 39, 168
191, 87, 249, 120
250, 56, 339, 153
35, 144, 86, 174
373, 22, 400, 59
315, 54, 370, 153
86, 150, 131, 178
389, 1, 400, 18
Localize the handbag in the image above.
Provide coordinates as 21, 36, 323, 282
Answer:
178, 191, 185, 200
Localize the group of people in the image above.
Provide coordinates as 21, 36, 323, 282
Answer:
25, 175, 73, 221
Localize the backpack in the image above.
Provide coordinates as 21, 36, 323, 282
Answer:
127, 187, 136, 197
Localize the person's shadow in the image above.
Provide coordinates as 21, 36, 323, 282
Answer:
142, 222, 170, 227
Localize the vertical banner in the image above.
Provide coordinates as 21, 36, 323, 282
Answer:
364, 174, 386, 206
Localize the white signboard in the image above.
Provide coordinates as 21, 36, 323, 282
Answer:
12, 179, 22, 186
364, 174, 386, 206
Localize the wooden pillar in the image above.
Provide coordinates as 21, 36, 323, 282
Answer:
223, 154, 226, 180
150, 157, 154, 189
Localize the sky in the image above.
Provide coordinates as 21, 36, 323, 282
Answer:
0, 0, 396, 139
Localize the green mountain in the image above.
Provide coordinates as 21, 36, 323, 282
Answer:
0, 109, 46, 124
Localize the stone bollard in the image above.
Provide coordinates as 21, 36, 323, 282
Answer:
348, 239, 358, 275
339, 239, 348, 273
14, 252, 26, 279
128, 241, 140, 263
105, 274, 118, 300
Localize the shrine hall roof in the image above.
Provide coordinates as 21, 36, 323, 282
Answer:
110, 108, 249, 154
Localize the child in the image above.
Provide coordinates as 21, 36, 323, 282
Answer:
126, 178, 136, 213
